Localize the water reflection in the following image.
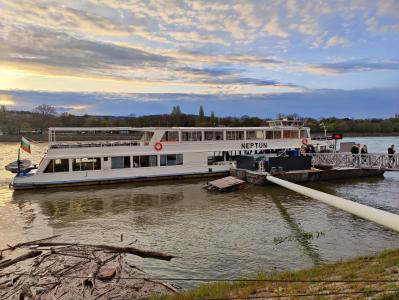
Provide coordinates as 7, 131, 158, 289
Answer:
12, 183, 185, 225
270, 193, 323, 265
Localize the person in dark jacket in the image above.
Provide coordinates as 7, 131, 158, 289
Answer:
351, 144, 359, 165
388, 145, 396, 157
388, 145, 396, 166
361, 145, 368, 163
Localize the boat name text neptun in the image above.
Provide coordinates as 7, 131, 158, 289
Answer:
241, 142, 268, 149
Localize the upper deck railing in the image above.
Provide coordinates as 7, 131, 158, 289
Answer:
46, 124, 323, 150
309, 153, 399, 171
49, 140, 147, 149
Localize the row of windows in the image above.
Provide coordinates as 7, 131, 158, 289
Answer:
43, 154, 183, 173
161, 130, 307, 142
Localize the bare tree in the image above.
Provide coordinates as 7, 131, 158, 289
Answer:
33, 104, 57, 117
32, 104, 57, 129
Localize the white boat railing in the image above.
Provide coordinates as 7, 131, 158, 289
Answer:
49, 140, 148, 149
308, 153, 399, 170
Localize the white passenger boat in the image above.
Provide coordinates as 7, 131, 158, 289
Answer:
9, 120, 335, 189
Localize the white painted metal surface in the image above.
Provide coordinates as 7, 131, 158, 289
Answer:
266, 175, 399, 232
10, 123, 334, 188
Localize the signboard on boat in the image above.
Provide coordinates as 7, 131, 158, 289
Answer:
241, 142, 268, 150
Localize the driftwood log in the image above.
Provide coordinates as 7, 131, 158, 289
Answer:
0, 236, 177, 299
32, 242, 175, 261
0, 235, 60, 252
0, 251, 42, 269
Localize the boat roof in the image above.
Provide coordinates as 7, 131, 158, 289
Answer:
49, 125, 308, 132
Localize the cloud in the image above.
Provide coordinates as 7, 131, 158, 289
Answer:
262, 16, 288, 38
0, 24, 171, 73
324, 36, 349, 48
0, 22, 300, 90
2, 88, 399, 118
0, 0, 398, 95
306, 60, 399, 74
366, 17, 399, 33
375, 0, 399, 18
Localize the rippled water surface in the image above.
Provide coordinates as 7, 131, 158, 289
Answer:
0, 137, 398, 287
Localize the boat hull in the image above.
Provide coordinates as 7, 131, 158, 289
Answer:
11, 170, 229, 190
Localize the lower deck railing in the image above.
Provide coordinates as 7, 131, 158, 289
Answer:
308, 153, 399, 170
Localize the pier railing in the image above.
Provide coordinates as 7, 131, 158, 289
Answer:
309, 153, 399, 171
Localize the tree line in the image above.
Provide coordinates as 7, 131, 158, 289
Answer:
1, 104, 398, 134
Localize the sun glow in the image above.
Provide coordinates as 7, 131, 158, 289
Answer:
0, 95, 16, 106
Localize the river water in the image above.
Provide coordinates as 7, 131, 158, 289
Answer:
0, 137, 398, 288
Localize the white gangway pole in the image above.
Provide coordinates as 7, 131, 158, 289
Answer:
266, 175, 399, 233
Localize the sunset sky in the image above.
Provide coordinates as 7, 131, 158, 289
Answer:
0, 0, 398, 117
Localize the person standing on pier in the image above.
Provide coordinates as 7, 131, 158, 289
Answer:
361, 145, 368, 163
351, 144, 360, 165
388, 144, 395, 166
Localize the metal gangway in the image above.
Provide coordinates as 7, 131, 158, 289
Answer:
309, 153, 399, 171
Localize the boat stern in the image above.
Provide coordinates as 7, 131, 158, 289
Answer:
9, 170, 37, 190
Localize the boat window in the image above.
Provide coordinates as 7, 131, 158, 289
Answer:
208, 152, 224, 165
283, 130, 299, 139
182, 131, 202, 142
300, 130, 308, 138
265, 130, 282, 139
226, 131, 244, 140
54, 159, 69, 172
204, 131, 223, 141
93, 158, 101, 170
161, 131, 179, 142
246, 130, 264, 140
43, 160, 54, 173
111, 156, 130, 169
44, 159, 70, 173
72, 158, 101, 171
132, 155, 157, 167
160, 154, 183, 166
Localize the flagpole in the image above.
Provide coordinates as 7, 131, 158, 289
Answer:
17, 148, 21, 175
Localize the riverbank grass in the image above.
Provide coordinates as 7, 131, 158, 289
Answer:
155, 249, 399, 299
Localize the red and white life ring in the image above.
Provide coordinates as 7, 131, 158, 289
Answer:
154, 142, 163, 151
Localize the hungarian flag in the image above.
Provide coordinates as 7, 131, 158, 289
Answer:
20, 137, 31, 154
